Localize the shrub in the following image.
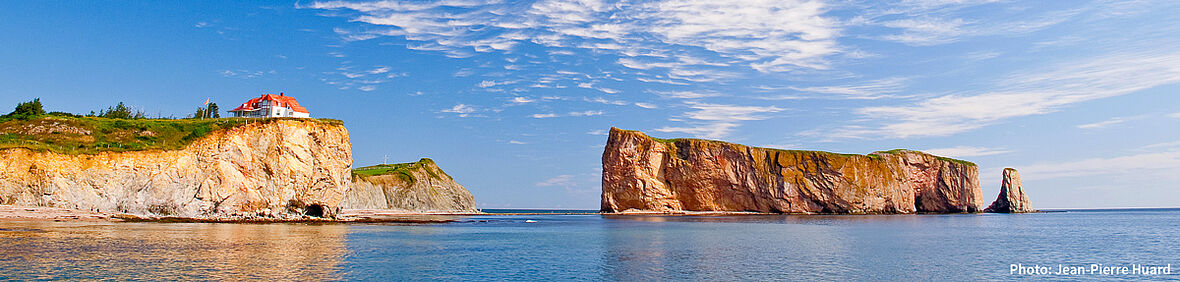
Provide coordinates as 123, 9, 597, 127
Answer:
4, 98, 45, 120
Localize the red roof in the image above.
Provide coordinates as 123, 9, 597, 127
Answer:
229, 93, 309, 113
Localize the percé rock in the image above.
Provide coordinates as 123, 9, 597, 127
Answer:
341, 158, 477, 212
601, 128, 983, 214
0, 119, 352, 218
984, 168, 1034, 213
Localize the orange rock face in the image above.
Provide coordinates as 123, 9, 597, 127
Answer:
984, 168, 1034, 213
0, 120, 352, 218
601, 128, 982, 214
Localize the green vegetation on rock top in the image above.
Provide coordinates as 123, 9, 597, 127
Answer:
0, 115, 343, 155
870, 149, 976, 166
352, 158, 451, 184
617, 128, 976, 166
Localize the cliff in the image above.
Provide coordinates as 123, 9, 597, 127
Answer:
0, 118, 352, 218
601, 128, 982, 214
984, 168, 1034, 213
341, 158, 477, 212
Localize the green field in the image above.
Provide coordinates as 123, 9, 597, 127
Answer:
352, 158, 449, 184
0, 115, 342, 155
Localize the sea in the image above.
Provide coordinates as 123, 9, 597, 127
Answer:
1, 208, 1177, 281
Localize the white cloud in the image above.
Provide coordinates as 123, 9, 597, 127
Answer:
644, 0, 841, 72
308, 0, 846, 80
587, 129, 607, 135
568, 110, 603, 117
531, 110, 604, 118
367, 66, 391, 74
511, 97, 535, 104
441, 104, 478, 117
1076, 116, 1138, 129
922, 146, 1012, 158
1020, 151, 1180, 180
509, 140, 527, 145
478, 80, 501, 88
787, 77, 909, 100
655, 122, 741, 139
358, 85, 377, 92
617, 58, 678, 70
219, 69, 266, 79
1142, 140, 1180, 149
879, 17, 969, 46
679, 102, 783, 122
1168, 112, 1180, 118
536, 174, 575, 187
818, 51, 1180, 139
656, 102, 783, 138
585, 97, 627, 105
649, 90, 720, 99
634, 102, 657, 109
867, 1, 1081, 46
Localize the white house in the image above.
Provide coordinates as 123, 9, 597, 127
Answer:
228, 93, 310, 118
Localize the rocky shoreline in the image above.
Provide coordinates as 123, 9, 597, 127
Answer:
0, 205, 480, 223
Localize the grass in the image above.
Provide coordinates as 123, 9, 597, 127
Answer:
352, 158, 449, 185
869, 149, 976, 166
0, 115, 343, 155
617, 127, 976, 166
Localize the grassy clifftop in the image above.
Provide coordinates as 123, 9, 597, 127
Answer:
352, 158, 451, 185
0, 115, 343, 154
611, 127, 975, 166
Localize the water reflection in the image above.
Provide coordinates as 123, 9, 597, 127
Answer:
0, 220, 348, 280
600, 214, 867, 280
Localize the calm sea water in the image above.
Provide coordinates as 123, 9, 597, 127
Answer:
1, 209, 1177, 281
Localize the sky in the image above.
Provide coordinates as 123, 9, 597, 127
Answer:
1, 0, 1178, 209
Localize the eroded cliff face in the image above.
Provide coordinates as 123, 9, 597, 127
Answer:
341, 159, 477, 212
0, 119, 352, 218
984, 168, 1034, 213
601, 128, 982, 214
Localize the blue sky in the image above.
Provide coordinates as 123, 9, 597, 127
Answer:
2, 0, 1179, 209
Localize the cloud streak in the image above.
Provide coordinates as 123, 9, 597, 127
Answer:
656, 102, 783, 138
308, 0, 845, 80
818, 51, 1180, 139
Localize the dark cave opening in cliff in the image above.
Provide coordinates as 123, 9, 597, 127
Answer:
304, 204, 325, 217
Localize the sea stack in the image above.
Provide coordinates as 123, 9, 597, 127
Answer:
600, 127, 983, 214
984, 168, 1034, 213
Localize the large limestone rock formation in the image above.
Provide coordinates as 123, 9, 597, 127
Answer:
984, 168, 1034, 213
0, 119, 352, 218
601, 127, 983, 214
341, 158, 477, 212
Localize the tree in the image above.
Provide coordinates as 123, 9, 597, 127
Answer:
194, 107, 206, 119
5, 98, 45, 120
208, 103, 220, 118
98, 102, 145, 119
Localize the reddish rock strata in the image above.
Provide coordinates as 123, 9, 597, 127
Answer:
601, 128, 982, 214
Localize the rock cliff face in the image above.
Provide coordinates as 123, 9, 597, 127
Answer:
601, 128, 982, 214
0, 119, 352, 218
341, 158, 477, 212
984, 168, 1034, 213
